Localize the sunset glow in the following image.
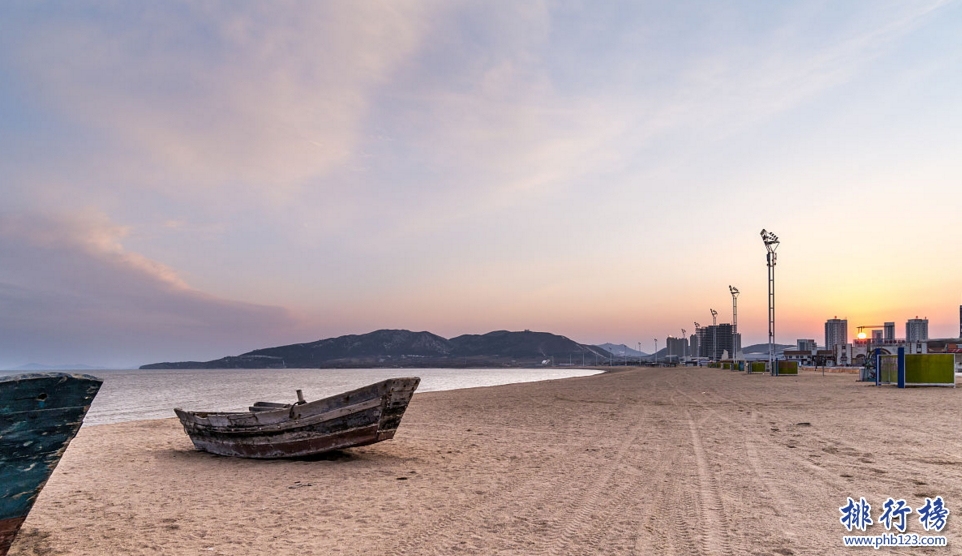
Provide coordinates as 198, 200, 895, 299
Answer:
1, 1, 961, 368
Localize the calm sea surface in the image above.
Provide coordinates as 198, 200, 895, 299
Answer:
3, 367, 602, 426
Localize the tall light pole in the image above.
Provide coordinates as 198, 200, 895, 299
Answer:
729, 286, 740, 359
693, 322, 700, 359
761, 229, 780, 369
681, 328, 687, 360
710, 308, 718, 361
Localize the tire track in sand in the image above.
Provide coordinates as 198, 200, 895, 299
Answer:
684, 405, 734, 556
385, 444, 579, 555
536, 410, 651, 556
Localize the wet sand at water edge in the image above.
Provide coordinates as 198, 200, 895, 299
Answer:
10, 366, 962, 555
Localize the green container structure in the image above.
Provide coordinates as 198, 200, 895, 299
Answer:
722, 363, 730, 370
748, 362, 767, 374
879, 355, 898, 385
776, 360, 798, 376
904, 354, 955, 387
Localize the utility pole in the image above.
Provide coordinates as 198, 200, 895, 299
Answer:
710, 308, 718, 361
761, 229, 780, 369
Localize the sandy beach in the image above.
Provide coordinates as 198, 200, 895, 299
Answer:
10, 367, 962, 555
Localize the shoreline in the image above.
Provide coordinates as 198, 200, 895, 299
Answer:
78, 367, 604, 427
13, 366, 960, 555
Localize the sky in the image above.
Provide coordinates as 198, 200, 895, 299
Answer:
1, 1, 961, 368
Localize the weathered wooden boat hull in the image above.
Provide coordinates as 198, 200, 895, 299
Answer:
174, 377, 419, 459
0, 373, 102, 556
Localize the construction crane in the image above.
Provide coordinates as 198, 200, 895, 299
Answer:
856, 325, 885, 341
681, 328, 687, 360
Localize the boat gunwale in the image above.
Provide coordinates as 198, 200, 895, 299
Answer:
173, 376, 419, 420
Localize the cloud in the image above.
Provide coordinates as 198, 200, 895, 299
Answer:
6, 1, 440, 194
0, 211, 301, 367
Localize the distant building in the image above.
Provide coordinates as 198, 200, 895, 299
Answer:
835, 343, 856, 366
689, 333, 700, 359
884, 322, 896, 342
665, 336, 688, 360
784, 348, 834, 365
699, 323, 735, 360
825, 318, 848, 351
906, 317, 929, 342
872, 329, 883, 342
796, 339, 817, 352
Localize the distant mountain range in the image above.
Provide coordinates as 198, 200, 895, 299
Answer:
741, 343, 793, 354
596, 343, 649, 358
141, 329, 614, 369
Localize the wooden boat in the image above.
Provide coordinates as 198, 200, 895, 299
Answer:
1, 373, 102, 556
174, 377, 420, 459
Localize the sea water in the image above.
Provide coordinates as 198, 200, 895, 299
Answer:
3, 367, 601, 426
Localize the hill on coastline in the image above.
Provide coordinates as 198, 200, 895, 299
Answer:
741, 343, 793, 354
140, 329, 613, 369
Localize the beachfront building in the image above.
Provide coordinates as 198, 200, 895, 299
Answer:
783, 348, 834, 366
698, 324, 736, 361
906, 318, 929, 342
796, 339, 817, 352
834, 343, 858, 366
665, 336, 688, 361
884, 322, 896, 341
825, 318, 848, 352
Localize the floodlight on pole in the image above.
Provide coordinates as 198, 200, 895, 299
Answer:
729, 286, 740, 359
693, 322, 701, 359
760, 229, 780, 369
710, 308, 718, 361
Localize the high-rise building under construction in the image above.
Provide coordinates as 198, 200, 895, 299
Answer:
698, 324, 737, 360
665, 336, 688, 360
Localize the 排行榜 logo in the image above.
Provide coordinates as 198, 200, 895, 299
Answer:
839, 496, 949, 548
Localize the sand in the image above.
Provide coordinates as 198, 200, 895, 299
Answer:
9, 366, 962, 555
